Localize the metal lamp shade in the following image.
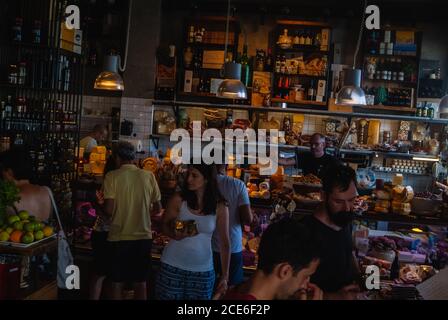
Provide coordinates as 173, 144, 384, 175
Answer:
217, 62, 248, 100
217, 79, 248, 99
335, 68, 366, 106
439, 95, 448, 118
94, 55, 124, 91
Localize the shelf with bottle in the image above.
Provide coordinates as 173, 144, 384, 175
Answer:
364, 29, 419, 57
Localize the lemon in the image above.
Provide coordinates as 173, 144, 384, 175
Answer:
43, 226, 54, 237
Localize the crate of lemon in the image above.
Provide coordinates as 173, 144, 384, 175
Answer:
0, 211, 55, 248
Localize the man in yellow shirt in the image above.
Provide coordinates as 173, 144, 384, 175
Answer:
103, 141, 162, 300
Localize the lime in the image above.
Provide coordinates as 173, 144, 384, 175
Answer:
13, 221, 24, 231
34, 230, 44, 241
7, 215, 20, 225
18, 211, 30, 221
24, 222, 35, 232
21, 232, 34, 244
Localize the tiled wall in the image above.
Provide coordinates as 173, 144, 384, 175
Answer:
119, 98, 153, 155
81, 95, 121, 138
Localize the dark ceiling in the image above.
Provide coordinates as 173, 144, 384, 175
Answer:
162, 0, 448, 22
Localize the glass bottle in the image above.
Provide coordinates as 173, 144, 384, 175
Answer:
32, 20, 42, 44
12, 17, 23, 42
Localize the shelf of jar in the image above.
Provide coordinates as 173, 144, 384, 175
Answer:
153, 100, 448, 125
271, 98, 327, 106
363, 78, 417, 87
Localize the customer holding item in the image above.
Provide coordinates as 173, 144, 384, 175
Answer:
156, 162, 230, 300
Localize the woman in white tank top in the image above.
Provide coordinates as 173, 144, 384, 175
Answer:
156, 163, 230, 300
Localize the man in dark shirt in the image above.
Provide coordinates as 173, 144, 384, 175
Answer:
223, 218, 322, 300
297, 133, 339, 178
304, 164, 361, 300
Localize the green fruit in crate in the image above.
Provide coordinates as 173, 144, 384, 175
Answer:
0, 231, 10, 241
35, 222, 45, 231
24, 223, 35, 232
18, 211, 30, 221
5, 227, 13, 234
7, 215, 20, 225
34, 230, 44, 241
13, 221, 24, 231
21, 232, 34, 244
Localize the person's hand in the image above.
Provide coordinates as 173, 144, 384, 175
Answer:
306, 283, 323, 300
173, 228, 191, 241
296, 283, 323, 300
212, 278, 229, 300
96, 190, 105, 205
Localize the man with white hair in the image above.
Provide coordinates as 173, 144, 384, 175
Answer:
297, 133, 339, 178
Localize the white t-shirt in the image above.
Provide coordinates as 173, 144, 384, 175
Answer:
212, 175, 250, 254
80, 136, 98, 153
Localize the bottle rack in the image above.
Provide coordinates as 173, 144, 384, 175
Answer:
0, 0, 84, 235
271, 20, 333, 109
174, 16, 242, 103
361, 28, 422, 110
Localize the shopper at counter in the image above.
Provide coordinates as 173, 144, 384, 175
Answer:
103, 141, 162, 300
223, 218, 322, 300
0, 148, 51, 221
297, 133, 339, 178
80, 124, 108, 154
213, 164, 253, 287
156, 162, 230, 300
303, 164, 361, 300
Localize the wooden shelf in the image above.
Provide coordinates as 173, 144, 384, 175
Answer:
276, 46, 329, 54
358, 105, 415, 112
273, 73, 326, 79
363, 78, 418, 87
276, 20, 331, 27
271, 98, 327, 106
187, 16, 237, 23
364, 53, 418, 59
153, 100, 448, 124
178, 92, 217, 97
